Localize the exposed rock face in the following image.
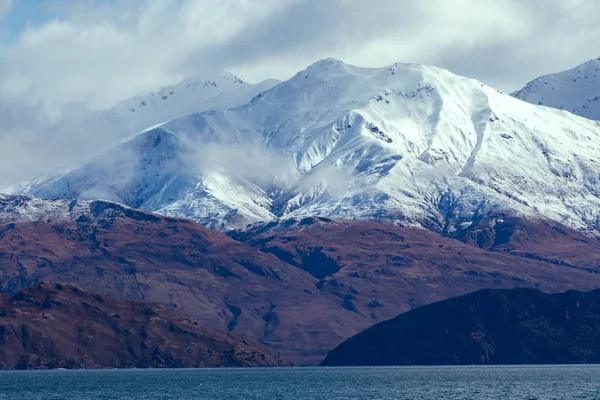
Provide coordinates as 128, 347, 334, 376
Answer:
0, 282, 288, 369
321, 288, 600, 366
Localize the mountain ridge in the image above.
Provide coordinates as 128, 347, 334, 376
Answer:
321, 287, 600, 366
0, 194, 366, 364
513, 57, 600, 120
108, 72, 280, 134
18, 58, 600, 237
4, 194, 600, 364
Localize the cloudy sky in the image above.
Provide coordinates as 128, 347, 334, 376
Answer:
0, 0, 599, 187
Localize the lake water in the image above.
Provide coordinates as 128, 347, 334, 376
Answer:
1, 365, 599, 399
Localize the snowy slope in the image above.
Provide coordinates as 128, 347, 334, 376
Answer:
20, 127, 277, 229
0, 194, 110, 223
513, 57, 600, 120
20, 59, 600, 235
106, 73, 280, 134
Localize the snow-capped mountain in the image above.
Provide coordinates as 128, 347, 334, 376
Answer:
513, 57, 600, 120
0, 194, 93, 223
0, 71, 279, 193
20, 59, 600, 235
106, 73, 280, 134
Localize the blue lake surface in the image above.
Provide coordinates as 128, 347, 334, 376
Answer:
1, 365, 600, 399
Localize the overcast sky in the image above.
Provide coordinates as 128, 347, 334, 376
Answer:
0, 0, 599, 188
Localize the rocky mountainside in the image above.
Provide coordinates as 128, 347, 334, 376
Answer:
3, 195, 600, 364
0, 282, 287, 369
321, 288, 600, 366
0, 194, 369, 365
513, 57, 600, 120
20, 59, 600, 237
232, 217, 600, 319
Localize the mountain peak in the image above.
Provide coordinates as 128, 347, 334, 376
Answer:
173, 71, 246, 90
513, 57, 600, 120
105, 71, 278, 136
299, 58, 359, 78
307, 57, 347, 68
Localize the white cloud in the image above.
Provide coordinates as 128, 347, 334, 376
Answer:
2, 0, 599, 113
0, 0, 291, 113
191, 140, 299, 187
